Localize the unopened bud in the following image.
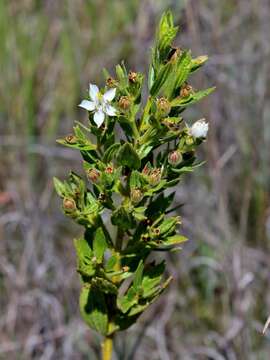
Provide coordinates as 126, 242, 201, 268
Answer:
65, 135, 77, 144
128, 71, 137, 83
106, 77, 117, 88
130, 188, 143, 204
168, 150, 182, 166
180, 83, 193, 98
169, 47, 181, 63
142, 164, 151, 176
105, 165, 114, 174
118, 96, 131, 111
63, 197, 76, 211
87, 168, 100, 183
148, 168, 161, 186
157, 97, 171, 117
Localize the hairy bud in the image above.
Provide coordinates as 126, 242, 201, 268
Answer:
148, 168, 161, 186
118, 96, 131, 111
168, 150, 182, 166
63, 197, 76, 211
128, 71, 138, 83
106, 77, 118, 88
180, 83, 193, 98
65, 135, 77, 144
156, 97, 171, 117
87, 168, 100, 183
130, 188, 143, 204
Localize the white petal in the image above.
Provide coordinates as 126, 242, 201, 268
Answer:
89, 84, 99, 102
93, 110, 105, 127
78, 100, 96, 111
103, 88, 116, 102
104, 104, 117, 116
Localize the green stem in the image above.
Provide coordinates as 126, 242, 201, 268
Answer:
102, 335, 113, 360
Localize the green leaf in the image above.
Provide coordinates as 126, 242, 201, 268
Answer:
165, 234, 188, 245
116, 143, 141, 169
105, 254, 118, 272
80, 286, 108, 335
53, 177, 66, 197
91, 277, 118, 295
117, 286, 138, 314
93, 227, 107, 264
74, 237, 95, 277
133, 260, 144, 291
150, 62, 173, 96
103, 143, 121, 163
141, 261, 165, 298
171, 87, 215, 107
111, 207, 136, 230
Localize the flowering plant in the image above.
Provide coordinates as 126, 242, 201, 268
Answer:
54, 11, 214, 360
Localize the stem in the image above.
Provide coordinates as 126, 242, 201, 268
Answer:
102, 335, 113, 360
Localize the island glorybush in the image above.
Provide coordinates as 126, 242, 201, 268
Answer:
54, 11, 214, 360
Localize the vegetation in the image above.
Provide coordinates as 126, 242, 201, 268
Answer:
1, 1, 270, 359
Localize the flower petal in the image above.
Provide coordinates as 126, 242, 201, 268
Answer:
103, 88, 116, 102
78, 100, 96, 111
93, 109, 105, 127
89, 84, 99, 102
104, 104, 117, 116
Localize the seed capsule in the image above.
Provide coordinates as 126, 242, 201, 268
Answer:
106, 77, 117, 88
156, 97, 171, 117
87, 168, 100, 183
65, 135, 77, 144
130, 188, 143, 204
105, 165, 114, 174
118, 96, 131, 111
128, 71, 138, 83
168, 150, 182, 166
63, 197, 76, 211
180, 83, 193, 98
149, 168, 161, 186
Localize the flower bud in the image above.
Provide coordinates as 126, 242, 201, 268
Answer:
105, 165, 114, 174
87, 168, 100, 183
63, 197, 76, 211
106, 77, 117, 88
128, 71, 137, 83
190, 119, 208, 138
180, 83, 193, 98
65, 135, 77, 144
148, 168, 161, 186
142, 164, 151, 176
130, 188, 143, 204
118, 96, 131, 111
169, 47, 181, 63
156, 97, 171, 117
168, 150, 182, 166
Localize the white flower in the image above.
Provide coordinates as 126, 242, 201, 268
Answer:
78, 84, 117, 127
190, 119, 209, 138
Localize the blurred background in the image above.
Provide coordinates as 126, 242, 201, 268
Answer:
1, 0, 270, 359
